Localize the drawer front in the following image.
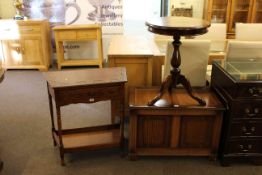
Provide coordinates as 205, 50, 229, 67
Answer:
19, 25, 41, 34
231, 101, 262, 119
56, 31, 76, 40
56, 85, 123, 106
230, 121, 262, 138
227, 140, 262, 154
76, 29, 97, 40
236, 85, 262, 98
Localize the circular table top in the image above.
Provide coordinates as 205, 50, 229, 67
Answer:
146, 17, 210, 36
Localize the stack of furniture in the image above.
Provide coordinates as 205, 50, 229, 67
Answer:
0, 19, 51, 71
108, 36, 165, 106
171, 6, 193, 17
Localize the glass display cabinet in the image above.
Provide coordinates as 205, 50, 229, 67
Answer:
228, 0, 253, 34
205, 0, 262, 38
251, 0, 262, 23
211, 60, 262, 166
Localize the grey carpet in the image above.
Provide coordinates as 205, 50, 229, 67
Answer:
0, 70, 262, 175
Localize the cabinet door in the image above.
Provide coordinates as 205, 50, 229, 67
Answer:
228, 0, 253, 33
208, 0, 230, 23
1, 40, 23, 66
180, 116, 214, 148
251, 0, 262, 22
20, 36, 44, 66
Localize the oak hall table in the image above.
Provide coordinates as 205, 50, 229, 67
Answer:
43, 67, 127, 165
53, 24, 103, 70
145, 17, 210, 107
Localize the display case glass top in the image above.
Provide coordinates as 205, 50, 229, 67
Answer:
214, 60, 262, 81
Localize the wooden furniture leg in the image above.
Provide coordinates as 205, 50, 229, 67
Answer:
56, 106, 65, 166
148, 36, 206, 106
47, 83, 57, 146
0, 160, 3, 172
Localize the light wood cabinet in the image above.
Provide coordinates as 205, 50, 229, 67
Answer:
0, 20, 51, 71
205, 0, 262, 38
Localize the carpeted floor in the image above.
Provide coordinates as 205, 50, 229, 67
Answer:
0, 70, 262, 175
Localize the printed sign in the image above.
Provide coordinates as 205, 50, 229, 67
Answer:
66, 0, 123, 35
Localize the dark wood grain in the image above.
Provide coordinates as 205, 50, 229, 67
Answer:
44, 67, 127, 165
211, 61, 262, 166
128, 87, 225, 160
145, 17, 210, 106
146, 17, 210, 36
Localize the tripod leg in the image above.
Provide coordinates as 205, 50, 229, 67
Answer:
178, 74, 206, 106
148, 75, 172, 106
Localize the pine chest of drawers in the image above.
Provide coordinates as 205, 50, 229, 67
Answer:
211, 60, 262, 166
0, 20, 51, 71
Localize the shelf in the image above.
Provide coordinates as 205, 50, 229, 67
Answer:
212, 9, 227, 11
56, 129, 120, 150
234, 9, 249, 12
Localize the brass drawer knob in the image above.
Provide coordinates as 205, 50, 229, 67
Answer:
254, 108, 259, 114
251, 127, 256, 132
245, 108, 250, 114
241, 126, 247, 132
248, 87, 262, 97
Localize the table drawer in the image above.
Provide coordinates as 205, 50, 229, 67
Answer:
230, 121, 262, 137
236, 85, 262, 98
56, 31, 76, 40
19, 25, 41, 34
231, 101, 262, 119
76, 29, 97, 40
57, 85, 123, 106
227, 140, 262, 154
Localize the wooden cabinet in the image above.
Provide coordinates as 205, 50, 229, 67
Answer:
205, 0, 262, 38
53, 24, 103, 70
108, 36, 160, 107
211, 60, 262, 166
128, 87, 225, 160
0, 20, 51, 71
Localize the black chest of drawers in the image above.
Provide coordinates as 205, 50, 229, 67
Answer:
211, 61, 262, 166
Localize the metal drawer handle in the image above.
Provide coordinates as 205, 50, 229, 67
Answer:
254, 108, 259, 114
20, 28, 34, 31
245, 108, 259, 117
89, 98, 95, 102
239, 144, 252, 152
241, 126, 247, 132
242, 126, 256, 135
245, 108, 250, 114
248, 87, 262, 97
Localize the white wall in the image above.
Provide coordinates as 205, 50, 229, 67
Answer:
0, 0, 15, 19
